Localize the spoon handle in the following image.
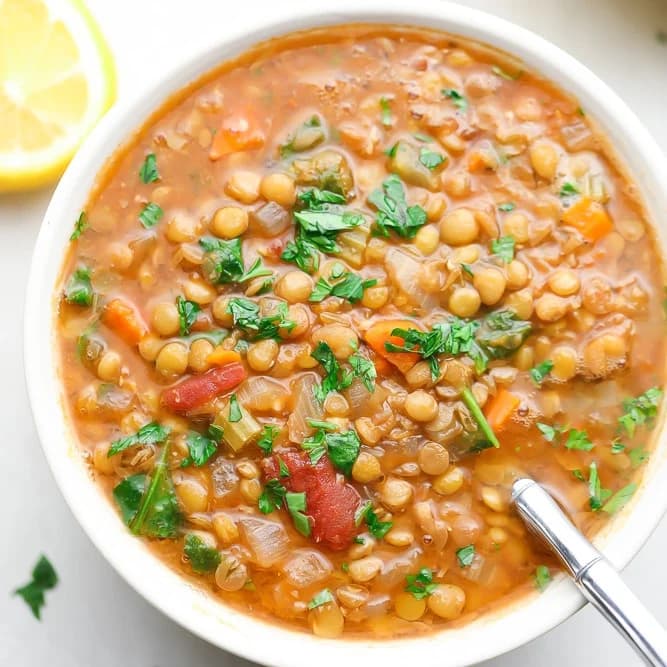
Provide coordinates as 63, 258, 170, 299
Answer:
512, 478, 667, 667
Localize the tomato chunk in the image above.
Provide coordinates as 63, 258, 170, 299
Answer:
161, 362, 246, 413
263, 450, 360, 551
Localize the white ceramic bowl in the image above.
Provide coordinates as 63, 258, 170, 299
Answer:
24, 2, 667, 665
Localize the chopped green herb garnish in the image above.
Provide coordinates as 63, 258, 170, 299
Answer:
257, 424, 280, 454
258, 479, 287, 514
228, 394, 242, 423
311, 341, 353, 401
419, 147, 446, 170
588, 461, 611, 511
536, 422, 566, 443
308, 588, 335, 609
301, 426, 361, 476
14, 555, 58, 620
462, 386, 499, 448
307, 419, 338, 431
139, 153, 160, 184
629, 447, 650, 469
530, 360, 554, 385
309, 271, 377, 303
176, 296, 200, 336
572, 469, 585, 482
602, 483, 637, 514
349, 352, 376, 392
180, 430, 219, 467
278, 457, 290, 477
498, 202, 516, 212
491, 235, 515, 263
413, 132, 434, 143
356, 502, 393, 539
442, 88, 468, 112
108, 421, 170, 457
610, 441, 626, 454
559, 182, 580, 197
456, 544, 476, 568
184, 534, 221, 573
618, 387, 662, 437
199, 236, 272, 285
566, 428, 594, 451
139, 202, 163, 228
285, 491, 311, 536
405, 568, 437, 599
369, 174, 427, 239
379, 96, 393, 126
534, 565, 551, 591
64, 266, 94, 306
70, 211, 88, 240
226, 297, 294, 340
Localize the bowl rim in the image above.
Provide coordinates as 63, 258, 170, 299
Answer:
24, 2, 667, 666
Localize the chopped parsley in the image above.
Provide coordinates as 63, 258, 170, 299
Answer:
70, 211, 88, 240
278, 457, 290, 477
618, 387, 662, 437
184, 534, 221, 573
108, 421, 170, 457
379, 96, 393, 126
566, 428, 594, 451
257, 424, 280, 454
226, 297, 294, 340
139, 152, 160, 184
199, 236, 272, 285
349, 352, 376, 392
285, 491, 311, 536
309, 271, 377, 303
64, 266, 94, 306
139, 202, 163, 228
610, 441, 626, 454
588, 461, 611, 511
356, 502, 393, 539
629, 447, 650, 469
176, 296, 200, 336
536, 422, 566, 443
419, 147, 446, 170
456, 544, 476, 568
14, 555, 58, 620
602, 483, 637, 515
405, 568, 438, 600
258, 479, 287, 514
308, 588, 335, 609
491, 235, 515, 263
530, 360, 554, 385
498, 202, 516, 212
180, 429, 220, 467
442, 88, 468, 112
369, 174, 428, 239
228, 394, 242, 423
559, 182, 580, 198
302, 427, 361, 476
534, 565, 551, 591
311, 341, 353, 401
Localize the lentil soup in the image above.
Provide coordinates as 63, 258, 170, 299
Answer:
57, 25, 665, 639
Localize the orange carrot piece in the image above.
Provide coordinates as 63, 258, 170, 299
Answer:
484, 388, 521, 432
209, 114, 265, 160
102, 298, 147, 346
364, 319, 421, 374
561, 196, 612, 242
207, 348, 242, 366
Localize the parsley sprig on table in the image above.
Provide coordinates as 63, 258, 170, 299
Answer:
14, 555, 58, 620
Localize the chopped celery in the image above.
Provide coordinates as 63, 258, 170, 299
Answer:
387, 140, 442, 191
337, 223, 371, 268
214, 398, 261, 452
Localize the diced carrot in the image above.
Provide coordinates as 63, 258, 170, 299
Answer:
561, 196, 612, 242
373, 355, 392, 376
207, 348, 242, 366
484, 388, 521, 432
209, 114, 265, 160
467, 151, 492, 172
364, 319, 421, 375
102, 298, 147, 346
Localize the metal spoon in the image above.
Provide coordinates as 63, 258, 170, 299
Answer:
512, 478, 667, 666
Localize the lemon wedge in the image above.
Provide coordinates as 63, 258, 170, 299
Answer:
0, 0, 116, 192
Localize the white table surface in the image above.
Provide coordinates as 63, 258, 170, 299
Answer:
1, 0, 666, 665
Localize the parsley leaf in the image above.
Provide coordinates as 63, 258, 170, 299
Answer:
311, 341, 353, 401
308, 589, 334, 609
108, 422, 171, 457
113, 474, 146, 524
380, 96, 393, 126
419, 147, 446, 170
226, 297, 294, 340
285, 491, 311, 536
588, 461, 611, 511
70, 211, 88, 241
349, 352, 376, 392
442, 88, 468, 112
456, 544, 476, 567
356, 502, 393, 539
325, 430, 361, 476
629, 447, 650, 469
369, 174, 428, 239
176, 296, 200, 336
257, 425, 280, 454
180, 430, 219, 467
491, 235, 515, 263
309, 271, 377, 303
302, 429, 328, 464
258, 479, 287, 514
139, 153, 160, 184
278, 457, 290, 477
199, 237, 272, 285
64, 266, 94, 306
405, 568, 437, 599
618, 387, 662, 437
536, 422, 566, 443
184, 534, 221, 573
461, 386, 500, 448
139, 202, 163, 228
14, 555, 58, 620
566, 428, 594, 451
559, 182, 580, 197
610, 441, 626, 454
498, 202, 516, 212
228, 394, 242, 423
530, 360, 554, 385
602, 483, 637, 514
534, 565, 551, 591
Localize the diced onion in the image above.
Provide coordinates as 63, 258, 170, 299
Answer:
288, 373, 323, 443
237, 376, 289, 413
385, 248, 437, 311
239, 517, 290, 568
